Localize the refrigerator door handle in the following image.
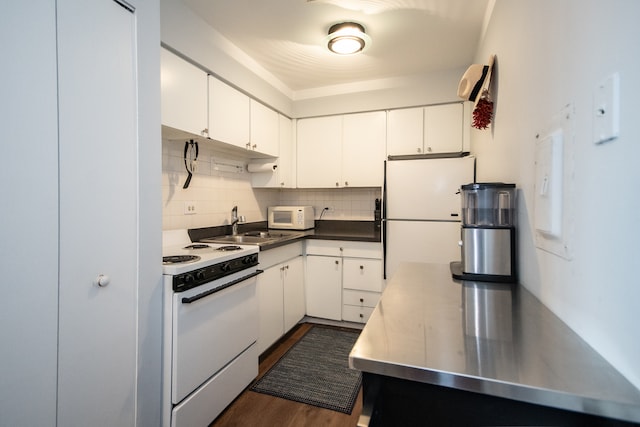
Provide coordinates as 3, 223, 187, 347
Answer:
382, 160, 388, 280
382, 219, 387, 280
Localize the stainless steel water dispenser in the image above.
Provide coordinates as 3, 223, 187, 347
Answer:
451, 183, 517, 282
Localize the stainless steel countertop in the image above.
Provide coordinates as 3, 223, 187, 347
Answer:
349, 262, 640, 423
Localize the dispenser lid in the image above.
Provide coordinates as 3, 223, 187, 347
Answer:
461, 182, 516, 190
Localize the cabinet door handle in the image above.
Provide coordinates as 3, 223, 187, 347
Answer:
335, 260, 339, 265
335, 182, 339, 187
417, 147, 421, 153
360, 265, 364, 270
359, 313, 364, 318
344, 181, 349, 186
359, 298, 364, 303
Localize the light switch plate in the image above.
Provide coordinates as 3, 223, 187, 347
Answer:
593, 72, 620, 144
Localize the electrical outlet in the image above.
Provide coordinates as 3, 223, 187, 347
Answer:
184, 201, 197, 215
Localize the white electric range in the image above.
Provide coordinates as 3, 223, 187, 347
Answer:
162, 229, 261, 427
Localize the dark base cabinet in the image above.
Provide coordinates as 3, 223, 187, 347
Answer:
362, 373, 639, 427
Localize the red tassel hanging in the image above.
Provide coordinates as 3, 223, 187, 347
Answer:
472, 89, 493, 130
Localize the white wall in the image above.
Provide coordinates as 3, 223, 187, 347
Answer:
162, 139, 279, 229
162, 139, 381, 229
474, 0, 640, 388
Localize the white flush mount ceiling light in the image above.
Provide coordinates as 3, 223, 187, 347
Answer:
326, 22, 370, 55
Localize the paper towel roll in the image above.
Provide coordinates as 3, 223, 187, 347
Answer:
247, 162, 277, 173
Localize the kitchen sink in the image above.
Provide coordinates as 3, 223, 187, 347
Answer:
200, 230, 304, 246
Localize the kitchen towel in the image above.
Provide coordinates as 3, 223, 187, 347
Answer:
250, 325, 361, 414
247, 162, 277, 173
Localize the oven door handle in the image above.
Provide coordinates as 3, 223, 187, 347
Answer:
181, 270, 263, 304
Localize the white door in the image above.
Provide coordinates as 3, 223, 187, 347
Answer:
1, 2, 59, 426
57, 0, 137, 425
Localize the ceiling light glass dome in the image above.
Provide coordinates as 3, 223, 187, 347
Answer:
326, 22, 370, 55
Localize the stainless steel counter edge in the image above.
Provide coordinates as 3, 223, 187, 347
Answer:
349, 263, 640, 424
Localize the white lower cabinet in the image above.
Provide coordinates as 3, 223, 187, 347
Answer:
305, 255, 343, 320
305, 240, 383, 323
257, 243, 305, 354
342, 258, 383, 323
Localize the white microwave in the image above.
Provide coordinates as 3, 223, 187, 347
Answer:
268, 206, 315, 230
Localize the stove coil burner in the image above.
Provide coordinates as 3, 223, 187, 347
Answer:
163, 255, 201, 265
184, 244, 210, 250
216, 245, 242, 251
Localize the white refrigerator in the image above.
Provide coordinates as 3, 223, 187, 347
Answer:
383, 156, 475, 280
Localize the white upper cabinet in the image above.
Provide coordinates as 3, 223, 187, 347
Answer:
297, 115, 343, 188
278, 114, 295, 188
161, 48, 208, 137
208, 77, 250, 148
250, 114, 295, 188
297, 111, 386, 188
342, 111, 386, 187
249, 99, 279, 156
387, 103, 467, 156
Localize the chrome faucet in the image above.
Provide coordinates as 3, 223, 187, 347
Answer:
231, 206, 239, 235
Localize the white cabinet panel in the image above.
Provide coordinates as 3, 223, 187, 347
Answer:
343, 258, 383, 292
305, 255, 342, 320
283, 257, 305, 332
297, 111, 385, 188
296, 116, 342, 188
387, 103, 466, 156
387, 107, 424, 155
342, 305, 375, 324
251, 114, 295, 188
161, 48, 207, 137
257, 266, 285, 355
424, 103, 463, 154
57, 1, 137, 425
250, 100, 279, 156
208, 77, 250, 148
342, 111, 386, 187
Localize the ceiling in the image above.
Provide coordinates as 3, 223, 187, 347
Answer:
181, 0, 491, 93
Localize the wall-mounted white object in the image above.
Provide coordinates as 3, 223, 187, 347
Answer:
534, 128, 563, 238
211, 156, 245, 173
593, 72, 620, 144
534, 104, 574, 260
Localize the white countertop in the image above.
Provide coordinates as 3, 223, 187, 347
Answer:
349, 262, 640, 423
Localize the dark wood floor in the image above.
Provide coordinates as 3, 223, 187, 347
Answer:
210, 322, 362, 427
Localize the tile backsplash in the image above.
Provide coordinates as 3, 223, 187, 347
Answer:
162, 139, 381, 230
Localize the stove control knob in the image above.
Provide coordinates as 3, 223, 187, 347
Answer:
195, 271, 206, 281
221, 263, 231, 272
184, 274, 195, 284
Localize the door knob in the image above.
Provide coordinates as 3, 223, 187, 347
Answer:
96, 274, 110, 287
